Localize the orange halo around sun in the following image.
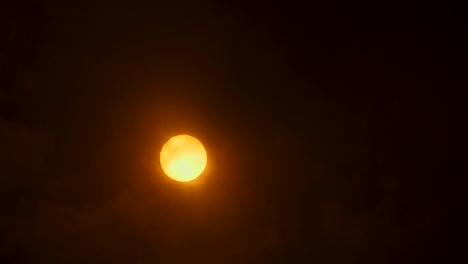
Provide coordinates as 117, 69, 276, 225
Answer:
160, 135, 207, 182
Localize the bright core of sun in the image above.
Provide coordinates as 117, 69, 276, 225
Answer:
160, 135, 207, 182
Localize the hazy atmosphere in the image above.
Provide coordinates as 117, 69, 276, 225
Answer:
1, 0, 465, 263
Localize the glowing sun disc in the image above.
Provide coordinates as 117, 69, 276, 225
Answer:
160, 135, 207, 182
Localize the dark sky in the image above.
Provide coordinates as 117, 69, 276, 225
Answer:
0, 0, 465, 263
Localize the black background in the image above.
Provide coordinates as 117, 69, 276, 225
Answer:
1, 0, 465, 263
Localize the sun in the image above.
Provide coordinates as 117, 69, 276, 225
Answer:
160, 135, 207, 182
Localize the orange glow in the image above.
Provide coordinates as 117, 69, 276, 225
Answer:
160, 135, 207, 182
